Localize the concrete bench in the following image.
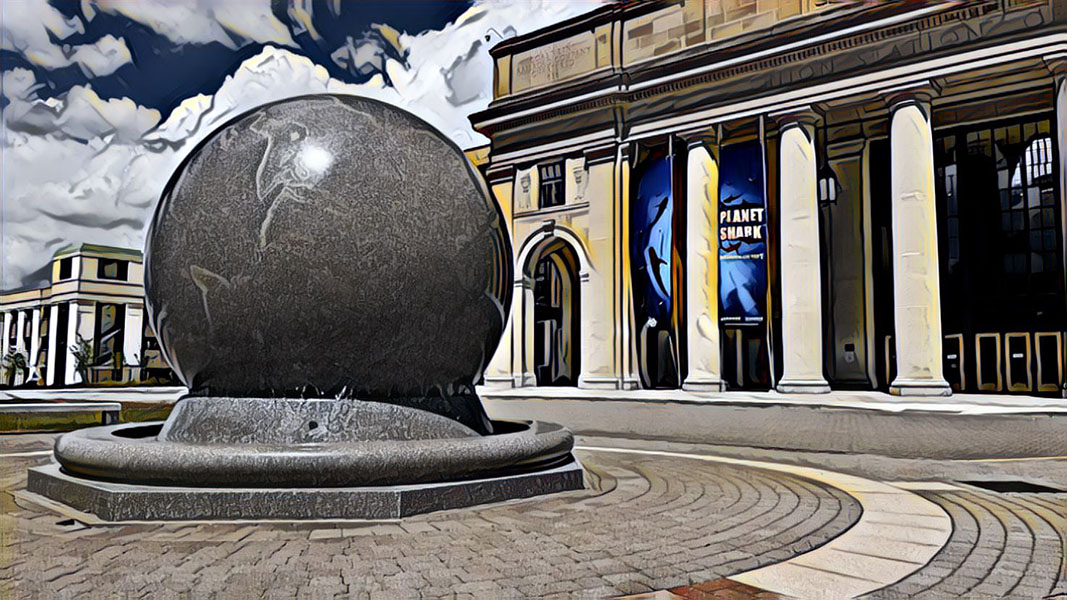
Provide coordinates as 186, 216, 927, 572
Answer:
0, 402, 122, 427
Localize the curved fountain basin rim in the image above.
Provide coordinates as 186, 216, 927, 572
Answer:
52, 419, 576, 488
63, 418, 554, 445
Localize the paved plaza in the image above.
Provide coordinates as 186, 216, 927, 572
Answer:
2, 426, 1065, 599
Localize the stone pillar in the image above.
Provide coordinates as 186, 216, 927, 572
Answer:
579, 147, 622, 389
512, 278, 536, 387
885, 84, 951, 396
682, 139, 725, 392
483, 165, 516, 388
485, 298, 517, 388
46, 305, 60, 386
774, 110, 830, 393
0, 311, 10, 385
1046, 54, 1067, 397
28, 308, 41, 381
66, 301, 96, 386
14, 311, 27, 355
123, 303, 144, 367
1, 311, 11, 356
616, 144, 640, 389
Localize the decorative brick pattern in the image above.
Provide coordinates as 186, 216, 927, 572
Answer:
866, 489, 1067, 599
1, 435, 858, 599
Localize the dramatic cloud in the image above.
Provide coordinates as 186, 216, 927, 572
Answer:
87, 0, 296, 49
1, 0, 603, 290
1, 0, 132, 76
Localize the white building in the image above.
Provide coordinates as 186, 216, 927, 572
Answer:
0, 244, 174, 387
470, 0, 1067, 399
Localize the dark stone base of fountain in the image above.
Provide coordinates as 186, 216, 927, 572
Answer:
51, 399, 577, 488
28, 458, 583, 521
29, 398, 584, 521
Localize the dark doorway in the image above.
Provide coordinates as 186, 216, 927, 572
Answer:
869, 139, 895, 391
722, 325, 772, 391
53, 304, 69, 386
533, 243, 580, 387
95, 303, 125, 367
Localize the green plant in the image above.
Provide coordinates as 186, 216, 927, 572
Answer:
2, 351, 27, 386
70, 336, 95, 384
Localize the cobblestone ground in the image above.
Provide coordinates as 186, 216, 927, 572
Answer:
1, 434, 860, 599
866, 489, 1067, 599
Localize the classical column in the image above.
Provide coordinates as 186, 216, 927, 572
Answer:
579, 146, 623, 389
484, 296, 517, 388
46, 305, 60, 386
14, 311, 27, 355
483, 164, 516, 388
885, 84, 951, 396
1, 311, 11, 356
1046, 54, 1067, 397
774, 110, 830, 393
513, 278, 536, 387
616, 144, 640, 389
28, 308, 41, 381
683, 138, 725, 392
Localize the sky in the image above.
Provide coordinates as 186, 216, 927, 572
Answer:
1, 0, 604, 291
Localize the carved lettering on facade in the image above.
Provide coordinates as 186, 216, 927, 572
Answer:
512, 33, 597, 93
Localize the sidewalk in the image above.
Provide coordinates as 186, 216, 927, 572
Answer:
479, 385, 1067, 415
6, 384, 1063, 414
0, 386, 186, 404
480, 387, 1067, 460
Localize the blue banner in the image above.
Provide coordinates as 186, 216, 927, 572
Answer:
632, 153, 674, 325
718, 141, 767, 326
630, 150, 681, 389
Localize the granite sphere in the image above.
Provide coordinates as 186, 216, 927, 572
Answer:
145, 94, 512, 401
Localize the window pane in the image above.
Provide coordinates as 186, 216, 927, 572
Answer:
1032, 252, 1044, 273
1028, 187, 1041, 208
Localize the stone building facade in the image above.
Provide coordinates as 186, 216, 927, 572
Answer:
471, 0, 1067, 398
0, 244, 174, 387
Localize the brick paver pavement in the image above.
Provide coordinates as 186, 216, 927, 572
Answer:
866, 488, 1067, 599
0, 433, 860, 599
4, 432, 1066, 599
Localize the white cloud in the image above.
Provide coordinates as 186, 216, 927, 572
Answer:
1, 0, 605, 290
1, 51, 375, 289
0, 0, 132, 77
4, 72, 162, 143
90, 0, 296, 49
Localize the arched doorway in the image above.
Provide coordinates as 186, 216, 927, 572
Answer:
532, 241, 580, 386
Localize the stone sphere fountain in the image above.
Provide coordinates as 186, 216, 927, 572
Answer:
28, 95, 582, 521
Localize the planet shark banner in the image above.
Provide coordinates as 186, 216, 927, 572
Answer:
718, 140, 767, 326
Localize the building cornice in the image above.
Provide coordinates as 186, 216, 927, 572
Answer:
473, 0, 1053, 153
488, 1, 669, 59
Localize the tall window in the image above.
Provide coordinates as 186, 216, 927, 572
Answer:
58, 257, 73, 280
934, 117, 1062, 333
98, 259, 128, 281
935, 136, 960, 269
539, 162, 564, 209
